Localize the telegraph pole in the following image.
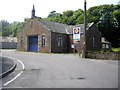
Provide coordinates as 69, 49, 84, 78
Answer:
82, 0, 87, 58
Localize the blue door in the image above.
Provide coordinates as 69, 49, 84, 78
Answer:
29, 36, 38, 52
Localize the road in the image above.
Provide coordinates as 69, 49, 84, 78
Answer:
0, 57, 15, 75
1, 50, 119, 88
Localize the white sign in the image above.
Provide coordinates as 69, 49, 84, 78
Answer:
73, 27, 81, 44
71, 44, 75, 48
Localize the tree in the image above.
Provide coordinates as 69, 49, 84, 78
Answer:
69, 9, 84, 25
76, 14, 84, 24
2, 22, 21, 37
48, 11, 58, 17
44, 11, 62, 23
113, 5, 120, 27
0, 20, 10, 31
96, 5, 120, 47
61, 10, 74, 25
44, 9, 84, 25
2, 18, 30, 37
87, 6, 101, 23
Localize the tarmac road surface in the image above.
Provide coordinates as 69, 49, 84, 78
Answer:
0, 57, 15, 75
1, 50, 119, 88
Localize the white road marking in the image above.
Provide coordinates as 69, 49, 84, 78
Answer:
3, 56, 25, 86
17, 59, 25, 70
3, 71, 23, 86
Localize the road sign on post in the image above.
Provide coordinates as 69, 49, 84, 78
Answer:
73, 27, 81, 44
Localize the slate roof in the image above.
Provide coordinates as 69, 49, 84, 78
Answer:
40, 19, 67, 34
39, 19, 93, 34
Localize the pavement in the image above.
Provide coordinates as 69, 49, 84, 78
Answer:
0, 56, 16, 78
1, 50, 119, 88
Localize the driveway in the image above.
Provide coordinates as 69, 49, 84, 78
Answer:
1, 50, 119, 88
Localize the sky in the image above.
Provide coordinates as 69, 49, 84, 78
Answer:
0, 0, 119, 23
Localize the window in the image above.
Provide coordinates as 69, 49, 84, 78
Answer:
42, 35, 45, 46
92, 36, 95, 47
102, 44, 105, 49
58, 36, 62, 47
106, 44, 109, 49
20, 37, 23, 47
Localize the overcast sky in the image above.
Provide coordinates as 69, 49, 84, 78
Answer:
0, 0, 119, 23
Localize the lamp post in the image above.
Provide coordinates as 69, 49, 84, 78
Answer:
82, 0, 87, 58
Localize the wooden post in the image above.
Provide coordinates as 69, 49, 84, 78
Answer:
82, 0, 87, 58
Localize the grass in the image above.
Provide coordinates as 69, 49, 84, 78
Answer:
87, 48, 120, 53
112, 48, 120, 52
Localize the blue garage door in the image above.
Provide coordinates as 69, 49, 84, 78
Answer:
29, 36, 38, 52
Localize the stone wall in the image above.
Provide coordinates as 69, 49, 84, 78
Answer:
51, 32, 70, 53
0, 36, 17, 49
86, 52, 120, 60
1, 42, 17, 49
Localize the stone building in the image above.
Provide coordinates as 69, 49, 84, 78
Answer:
101, 37, 112, 50
17, 6, 102, 53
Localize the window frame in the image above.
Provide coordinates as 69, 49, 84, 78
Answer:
42, 35, 45, 47
20, 37, 24, 47
58, 36, 62, 47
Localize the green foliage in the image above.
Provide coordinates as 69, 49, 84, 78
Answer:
47, 11, 59, 17
44, 9, 84, 25
87, 48, 120, 52
2, 18, 30, 37
0, 20, 10, 31
112, 48, 120, 52
2, 22, 21, 37
76, 14, 84, 24
87, 6, 101, 23
96, 5, 120, 48
44, 11, 63, 24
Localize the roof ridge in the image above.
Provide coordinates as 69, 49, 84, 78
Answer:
36, 19, 94, 34
40, 19, 67, 26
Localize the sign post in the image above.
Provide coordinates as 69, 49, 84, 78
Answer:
71, 44, 75, 55
73, 27, 81, 55
82, 0, 87, 58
